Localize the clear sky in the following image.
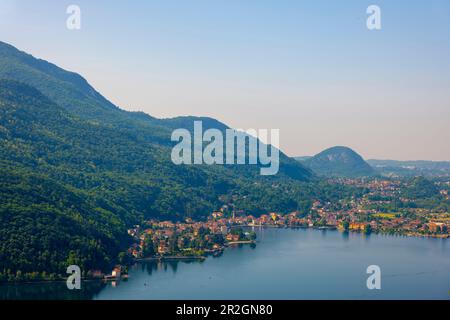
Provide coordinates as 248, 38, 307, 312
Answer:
1, 0, 449, 160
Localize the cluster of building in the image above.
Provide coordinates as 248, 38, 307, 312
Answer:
305, 178, 450, 238
126, 178, 449, 261
127, 215, 256, 259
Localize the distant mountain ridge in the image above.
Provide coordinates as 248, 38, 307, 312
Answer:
368, 159, 450, 177
298, 146, 375, 178
297, 147, 450, 178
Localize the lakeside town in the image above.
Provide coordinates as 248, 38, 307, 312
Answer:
125, 177, 450, 265
127, 215, 257, 261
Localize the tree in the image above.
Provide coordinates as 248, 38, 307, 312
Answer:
143, 237, 155, 257
342, 221, 350, 231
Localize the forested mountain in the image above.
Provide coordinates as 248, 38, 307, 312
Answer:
0, 41, 344, 280
401, 177, 440, 199
299, 146, 375, 178
0, 80, 132, 280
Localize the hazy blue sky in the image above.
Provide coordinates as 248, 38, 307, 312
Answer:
1, 0, 449, 160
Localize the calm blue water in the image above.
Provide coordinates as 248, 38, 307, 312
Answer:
1, 228, 449, 300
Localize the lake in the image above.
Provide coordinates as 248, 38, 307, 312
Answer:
1, 228, 449, 300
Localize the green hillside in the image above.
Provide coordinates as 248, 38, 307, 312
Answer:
302, 146, 375, 178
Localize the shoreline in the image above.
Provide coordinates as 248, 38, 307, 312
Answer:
1, 227, 447, 285
226, 240, 256, 245
244, 224, 449, 239
135, 256, 206, 262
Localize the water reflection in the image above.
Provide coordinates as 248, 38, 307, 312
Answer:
341, 230, 350, 241
138, 259, 204, 277
0, 280, 105, 300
